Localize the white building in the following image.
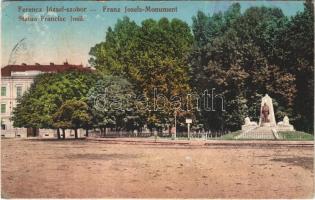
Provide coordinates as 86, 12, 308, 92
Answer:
1, 62, 92, 138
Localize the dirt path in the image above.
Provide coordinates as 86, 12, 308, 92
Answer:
1, 139, 314, 198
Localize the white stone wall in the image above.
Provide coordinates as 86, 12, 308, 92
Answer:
1, 76, 33, 137
38, 129, 86, 138
0, 127, 27, 138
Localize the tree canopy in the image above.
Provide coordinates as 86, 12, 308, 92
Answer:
12, 71, 99, 138
189, 2, 313, 132
90, 17, 194, 130
12, 2, 314, 135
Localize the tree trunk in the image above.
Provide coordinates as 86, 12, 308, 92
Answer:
62, 129, 66, 139
32, 128, 37, 137
74, 129, 78, 139
85, 129, 89, 137
57, 129, 61, 139
101, 127, 105, 137
100, 128, 103, 137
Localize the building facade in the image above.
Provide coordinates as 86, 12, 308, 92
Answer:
1, 62, 92, 138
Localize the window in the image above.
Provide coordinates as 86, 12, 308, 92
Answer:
1, 87, 6, 96
1, 104, 6, 114
16, 86, 22, 97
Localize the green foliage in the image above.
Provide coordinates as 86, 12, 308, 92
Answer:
281, 1, 314, 132
189, 2, 312, 132
13, 2, 314, 135
12, 71, 99, 131
87, 75, 140, 131
53, 100, 91, 138
88, 3, 313, 132
90, 17, 193, 130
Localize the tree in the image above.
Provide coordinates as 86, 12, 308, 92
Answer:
12, 71, 99, 139
88, 75, 140, 136
53, 100, 91, 139
89, 17, 193, 131
280, 1, 314, 132
189, 4, 297, 131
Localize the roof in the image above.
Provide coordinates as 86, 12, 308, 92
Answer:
1, 62, 93, 77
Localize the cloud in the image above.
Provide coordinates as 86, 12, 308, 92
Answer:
33, 21, 49, 36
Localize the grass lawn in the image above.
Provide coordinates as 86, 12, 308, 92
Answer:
216, 131, 242, 140
114, 131, 313, 141
278, 131, 314, 141
147, 136, 190, 140
216, 130, 314, 141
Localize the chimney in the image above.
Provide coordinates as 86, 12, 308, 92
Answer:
35, 63, 40, 66
21, 63, 27, 66
64, 62, 69, 65
50, 62, 54, 66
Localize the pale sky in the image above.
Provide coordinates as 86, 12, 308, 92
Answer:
1, 1, 305, 67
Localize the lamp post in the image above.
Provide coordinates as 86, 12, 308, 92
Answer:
185, 118, 192, 140
174, 111, 177, 139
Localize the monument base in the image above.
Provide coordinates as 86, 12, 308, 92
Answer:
241, 125, 258, 131
276, 125, 295, 132
262, 122, 271, 127
276, 116, 295, 132
241, 117, 258, 131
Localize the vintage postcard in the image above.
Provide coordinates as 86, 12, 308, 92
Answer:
1, 0, 314, 199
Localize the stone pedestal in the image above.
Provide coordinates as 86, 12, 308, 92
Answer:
240, 95, 296, 139
259, 94, 276, 127
241, 117, 258, 131
276, 116, 295, 131
262, 122, 271, 127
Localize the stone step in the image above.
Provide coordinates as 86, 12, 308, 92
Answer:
237, 127, 276, 140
